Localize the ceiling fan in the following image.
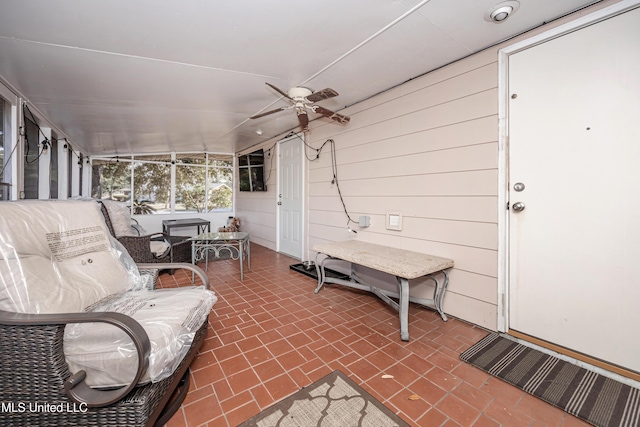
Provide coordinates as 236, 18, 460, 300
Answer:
250, 83, 350, 132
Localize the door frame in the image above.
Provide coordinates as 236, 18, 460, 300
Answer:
276, 132, 305, 259
496, 0, 640, 332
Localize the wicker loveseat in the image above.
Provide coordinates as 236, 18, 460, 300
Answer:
0, 200, 216, 426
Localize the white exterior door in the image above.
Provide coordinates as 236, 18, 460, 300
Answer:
508, 7, 640, 373
277, 135, 303, 259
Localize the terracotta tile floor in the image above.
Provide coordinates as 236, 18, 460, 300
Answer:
159, 243, 592, 427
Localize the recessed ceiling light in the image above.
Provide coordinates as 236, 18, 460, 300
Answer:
484, 1, 520, 23
491, 6, 512, 21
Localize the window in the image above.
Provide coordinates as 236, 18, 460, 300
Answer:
207, 154, 233, 211
23, 116, 40, 199
21, 111, 68, 199
78, 154, 83, 196
0, 96, 8, 200
175, 153, 207, 213
91, 158, 132, 202
133, 154, 171, 214
49, 137, 58, 199
91, 153, 233, 214
0, 99, 4, 178
67, 147, 73, 197
238, 149, 266, 191
1, 87, 73, 201
175, 153, 233, 213
0, 85, 16, 201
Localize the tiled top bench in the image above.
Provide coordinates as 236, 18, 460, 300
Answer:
312, 240, 454, 341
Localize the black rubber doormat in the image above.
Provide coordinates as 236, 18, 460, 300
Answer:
289, 263, 349, 281
460, 333, 640, 427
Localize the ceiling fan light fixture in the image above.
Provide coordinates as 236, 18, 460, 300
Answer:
288, 86, 313, 100
484, 1, 520, 23
250, 82, 350, 132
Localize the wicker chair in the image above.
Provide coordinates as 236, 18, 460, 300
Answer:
0, 200, 215, 427
98, 200, 192, 264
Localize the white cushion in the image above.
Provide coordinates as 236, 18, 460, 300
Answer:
102, 200, 135, 238
64, 287, 217, 387
0, 200, 140, 314
149, 240, 171, 257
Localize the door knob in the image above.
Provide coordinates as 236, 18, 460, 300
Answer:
277, 201, 282, 206
512, 202, 525, 212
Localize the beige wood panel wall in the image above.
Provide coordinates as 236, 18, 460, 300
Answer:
305, 54, 500, 330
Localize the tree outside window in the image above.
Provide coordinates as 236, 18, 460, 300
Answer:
175, 160, 207, 213
91, 153, 233, 214
207, 154, 233, 211
133, 155, 171, 214
91, 159, 132, 202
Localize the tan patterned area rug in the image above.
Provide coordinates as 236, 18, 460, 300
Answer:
238, 370, 409, 427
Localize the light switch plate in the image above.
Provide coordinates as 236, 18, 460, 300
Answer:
386, 212, 402, 231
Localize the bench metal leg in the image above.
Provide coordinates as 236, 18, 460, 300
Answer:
435, 270, 449, 322
314, 255, 326, 294
397, 277, 410, 341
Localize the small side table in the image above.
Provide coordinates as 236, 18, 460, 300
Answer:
190, 232, 251, 281
162, 218, 211, 236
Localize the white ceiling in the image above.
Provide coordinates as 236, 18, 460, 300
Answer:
0, 0, 601, 155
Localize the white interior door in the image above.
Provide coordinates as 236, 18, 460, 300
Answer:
508, 7, 640, 373
277, 135, 303, 259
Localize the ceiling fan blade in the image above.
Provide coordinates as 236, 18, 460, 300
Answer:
306, 88, 339, 103
310, 105, 351, 125
265, 82, 293, 100
297, 110, 309, 131
250, 106, 289, 119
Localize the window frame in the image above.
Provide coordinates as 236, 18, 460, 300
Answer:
0, 83, 18, 200
91, 152, 234, 214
